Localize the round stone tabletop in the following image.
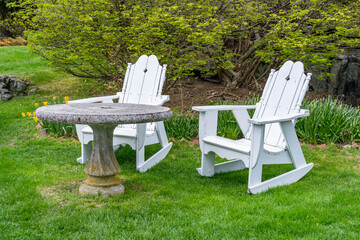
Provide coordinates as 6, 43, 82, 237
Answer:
35, 103, 172, 125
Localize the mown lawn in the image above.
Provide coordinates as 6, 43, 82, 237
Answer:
0, 46, 359, 239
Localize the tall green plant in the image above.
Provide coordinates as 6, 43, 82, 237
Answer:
296, 98, 360, 144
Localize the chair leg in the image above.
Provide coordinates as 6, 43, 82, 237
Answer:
247, 121, 314, 194
197, 151, 215, 177
248, 163, 313, 194
135, 121, 173, 172
78, 141, 92, 164
137, 142, 172, 172
248, 160, 263, 192
136, 146, 145, 171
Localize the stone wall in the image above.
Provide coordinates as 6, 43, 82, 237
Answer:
308, 51, 360, 105
0, 75, 37, 101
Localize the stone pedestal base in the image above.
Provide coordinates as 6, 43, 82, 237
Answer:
79, 175, 125, 197
79, 183, 125, 197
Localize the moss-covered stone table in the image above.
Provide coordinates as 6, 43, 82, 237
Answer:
35, 103, 172, 197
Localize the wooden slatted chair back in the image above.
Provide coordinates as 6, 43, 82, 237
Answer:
117, 55, 167, 130
245, 61, 311, 148
119, 55, 166, 104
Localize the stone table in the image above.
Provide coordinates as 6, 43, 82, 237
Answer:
35, 103, 172, 196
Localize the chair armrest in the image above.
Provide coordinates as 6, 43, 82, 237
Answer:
196, 105, 256, 150
192, 105, 256, 112
249, 109, 309, 125
68, 95, 119, 104
153, 95, 170, 106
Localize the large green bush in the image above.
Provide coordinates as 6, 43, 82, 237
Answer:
22, 0, 360, 86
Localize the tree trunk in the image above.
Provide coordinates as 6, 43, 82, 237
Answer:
217, 68, 241, 87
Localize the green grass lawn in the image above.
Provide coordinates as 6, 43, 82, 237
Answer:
1, 46, 359, 239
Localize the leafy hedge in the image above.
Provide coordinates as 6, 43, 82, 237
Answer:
14, 0, 360, 87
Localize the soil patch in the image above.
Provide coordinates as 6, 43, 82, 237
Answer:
164, 79, 328, 112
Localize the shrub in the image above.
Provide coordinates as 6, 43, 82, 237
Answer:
21, 0, 360, 87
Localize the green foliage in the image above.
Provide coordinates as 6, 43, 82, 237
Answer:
21, 0, 360, 86
0, 0, 28, 37
296, 98, 360, 144
164, 111, 199, 140
25, 0, 131, 81
21, 96, 77, 139
256, 1, 360, 68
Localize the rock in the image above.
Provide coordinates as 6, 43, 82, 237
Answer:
309, 51, 360, 105
0, 92, 13, 101
9, 78, 29, 93
0, 75, 37, 101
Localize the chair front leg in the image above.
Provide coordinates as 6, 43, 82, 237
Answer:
280, 120, 307, 168
198, 111, 218, 151
136, 123, 147, 169
198, 151, 215, 177
248, 124, 265, 189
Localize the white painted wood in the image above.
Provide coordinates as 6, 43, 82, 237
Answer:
248, 163, 313, 194
214, 159, 247, 174
69, 95, 119, 104
192, 105, 256, 112
198, 111, 218, 151
137, 143, 172, 172
193, 61, 313, 194
199, 152, 215, 177
73, 55, 172, 172
232, 109, 251, 136
249, 110, 309, 124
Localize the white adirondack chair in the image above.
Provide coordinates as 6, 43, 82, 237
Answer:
69, 55, 172, 172
193, 61, 313, 194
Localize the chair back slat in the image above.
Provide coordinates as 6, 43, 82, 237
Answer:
139, 55, 162, 103
118, 55, 166, 104
245, 61, 310, 148
117, 55, 166, 130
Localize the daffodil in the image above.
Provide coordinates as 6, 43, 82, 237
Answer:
64, 96, 70, 101
27, 112, 32, 117
35, 103, 39, 107
21, 112, 26, 117
33, 117, 39, 122
52, 96, 56, 100
43, 102, 48, 106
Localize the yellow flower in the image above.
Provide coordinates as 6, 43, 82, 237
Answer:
341, 94, 345, 97
33, 112, 36, 116
34, 103, 39, 107
43, 102, 48, 106
64, 96, 70, 101
27, 112, 32, 117
52, 96, 56, 100
21, 112, 26, 117
65, 101, 69, 104
33, 117, 39, 122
